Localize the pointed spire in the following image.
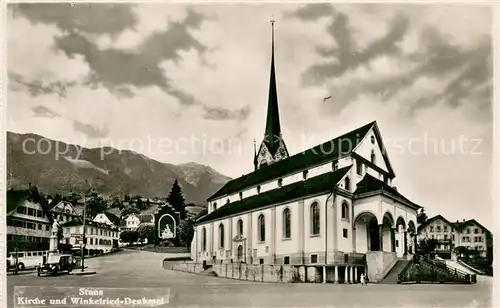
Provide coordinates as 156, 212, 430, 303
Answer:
264, 16, 282, 155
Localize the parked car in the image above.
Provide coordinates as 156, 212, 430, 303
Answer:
37, 254, 74, 276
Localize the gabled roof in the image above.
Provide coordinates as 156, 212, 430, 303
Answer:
197, 166, 351, 224
209, 122, 375, 201
452, 219, 491, 234
61, 219, 119, 231
102, 212, 121, 226
417, 215, 454, 233
369, 122, 396, 179
6, 187, 54, 222
354, 173, 421, 209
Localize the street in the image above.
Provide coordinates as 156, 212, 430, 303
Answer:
7, 249, 493, 308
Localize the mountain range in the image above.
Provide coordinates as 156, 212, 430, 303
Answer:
6, 131, 231, 205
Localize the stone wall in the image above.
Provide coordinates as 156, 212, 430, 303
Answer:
365, 251, 397, 282
163, 261, 206, 274
163, 261, 324, 283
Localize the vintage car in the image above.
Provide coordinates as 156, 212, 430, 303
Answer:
37, 254, 74, 276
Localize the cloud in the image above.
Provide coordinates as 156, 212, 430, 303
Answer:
9, 72, 75, 98
32, 105, 60, 118
6, 3, 493, 229
285, 3, 335, 20
73, 121, 109, 139
302, 12, 410, 84
13, 3, 137, 35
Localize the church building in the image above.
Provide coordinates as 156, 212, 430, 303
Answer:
192, 21, 421, 283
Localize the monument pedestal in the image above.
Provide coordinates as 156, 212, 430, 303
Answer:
49, 235, 58, 254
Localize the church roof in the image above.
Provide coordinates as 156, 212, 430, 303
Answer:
209, 121, 375, 201
197, 166, 351, 224
354, 173, 421, 209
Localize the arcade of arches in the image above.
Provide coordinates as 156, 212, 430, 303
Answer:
354, 211, 417, 257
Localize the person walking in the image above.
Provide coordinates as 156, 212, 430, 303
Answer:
360, 273, 367, 286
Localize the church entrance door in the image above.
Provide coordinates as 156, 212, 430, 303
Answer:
237, 245, 243, 261
368, 218, 380, 251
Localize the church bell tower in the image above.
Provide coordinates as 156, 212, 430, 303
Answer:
254, 18, 289, 170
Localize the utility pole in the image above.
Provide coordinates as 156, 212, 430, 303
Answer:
81, 180, 88, 272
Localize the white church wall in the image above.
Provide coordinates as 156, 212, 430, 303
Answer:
353, 196, 380, 223
355, 223, 368, 253
354, 126, 390, 174
252, 207, 273, 263
336, 197, 354, 253
303, 195, 329, 255
275, 202, 299, 257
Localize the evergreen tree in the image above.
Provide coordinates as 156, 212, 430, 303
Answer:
166, 179, 186, 219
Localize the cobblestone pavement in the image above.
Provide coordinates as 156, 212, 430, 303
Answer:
7, 249, 493, 308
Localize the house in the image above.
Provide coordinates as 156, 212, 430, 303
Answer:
93, 212, 121, 228
120, 213, 155, 232
48, 196, 81, 225
60, 220, 120, 255
6, 186, 54, 252
417, 215, 492, 259
191, 22, 421, 284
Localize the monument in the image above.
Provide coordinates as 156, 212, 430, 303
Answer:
49, 221, 59, 253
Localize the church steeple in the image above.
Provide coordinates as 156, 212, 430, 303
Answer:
255, 18, 289, 169
263, 18, 282, 155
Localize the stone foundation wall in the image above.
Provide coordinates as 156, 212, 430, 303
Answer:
164, 261, 370, 284
365, 251, 397, 282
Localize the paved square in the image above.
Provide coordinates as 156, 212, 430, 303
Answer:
7, 250, 493, 307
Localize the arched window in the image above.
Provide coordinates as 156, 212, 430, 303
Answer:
226, 199, 230, 204
213, 202, 217, 211
371, 150, 376, 164
258, 214, 266, 242
237, 219, 243, 236
283, 208, 291, 239
202, 227, 207, 251
356, 159, 363, 175
302, 170, 308, 180
278, 179, 283, 188
344, 177, 351, 191
371, 136, 375, 144
239, 192, 243, 200
219, 223, 225, 248
341, 201, 349, 220
311, 202, 320, 235
257, 186, 261, 194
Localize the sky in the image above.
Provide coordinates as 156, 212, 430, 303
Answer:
6, 3, 493, 229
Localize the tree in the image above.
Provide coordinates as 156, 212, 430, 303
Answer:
416, 238, 439, 256
167, 179, 186, 219
137, 224, 155, 243
120, 230, 139, 245
417, 208, 428, 225
121, 206, 140, 217
86, 193, 107, 218
178, 219, 195, 248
